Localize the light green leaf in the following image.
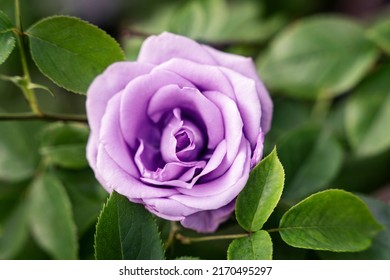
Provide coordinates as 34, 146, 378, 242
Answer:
277, 126, 344, 200
132, 0, 283, 43
279, 189, 383, 252
0, 10, 15, 65
345, 64, 390, 157
27, 16, 125, 94
0, 120, 37, 181
29, 172, 78, 259
228, 231, 273, 260
94, 191, 164, 260
259, 15, 379, 99
0, 202, 28, 259
39, 122, 89, 169
367, 18, 390, 55
236, 148, 284, 232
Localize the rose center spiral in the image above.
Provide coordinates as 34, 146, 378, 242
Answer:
175, 130, 191, 152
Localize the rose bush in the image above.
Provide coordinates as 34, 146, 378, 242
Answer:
86, 32, 272, 232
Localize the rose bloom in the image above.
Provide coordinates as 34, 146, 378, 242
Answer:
86, 32, 272, 232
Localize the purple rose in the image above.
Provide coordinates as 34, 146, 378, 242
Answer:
86, 32, 272, 232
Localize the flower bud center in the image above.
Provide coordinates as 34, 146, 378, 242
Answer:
175, 130, 192, 152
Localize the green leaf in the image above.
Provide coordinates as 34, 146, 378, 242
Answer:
0, 120, 37, 181
367, 18, 390, 55
0, 202, 29, 259
0, 10, 15, 65
29, 172, 78, 259
264, 98, 311, 153
279, 189, 383, 252
259, 15, 379, 99
236, 148, 284, 232
0, 181, 28, 222
345, 64, 390, 157
320, 195, 390, 259
228, 231, 272, 260
57, 168, 107, 235
133, 0, 283, 43
26, 16, 124, 94
39, 122, 89, 169
94, 191, 164, 260
277, 126, 344, 200
175, 256, 201, 260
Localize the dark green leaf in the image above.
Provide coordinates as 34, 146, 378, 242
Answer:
0, 120, 37, 181
367, 18, 390, 55
330, 149, 390, 193
94, 191, 164, 260
264, 98, 311, 153
57, 168, 107, 235
27, 16, 124, 94
0, 202, 28, 259
236, 148, 284, 232
39, 122, 89, 169
279, 189, 383, 252
0, 10, 15, 65
29, 172, 78, 259
0, 181, 28, 221
259, 16, 379, 99
227, 231, 272, 260
345, 64, 390, 157
278, 126, 344, 200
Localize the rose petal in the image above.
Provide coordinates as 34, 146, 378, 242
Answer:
133, 140, 251, 210
251, 131, 264, 168
202, 45, 273, 133
120, 69, 194, 149
180, 200, 236, 233
86, 62, 152, 135
135, 139, 207, 188
148, 85, 223, 149
140, 160, 206, 189
99, 92, 139, 177
218, 67, 261, 149
173, 138, 251, 206
159, 108, 204, 163
96, 144, 178, 198
202, 90, 243, 170
142, 197, 200, 217
138, 32, 217, 66
154, 58, 234, 98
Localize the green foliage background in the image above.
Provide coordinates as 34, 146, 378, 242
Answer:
1, 0, 390, 260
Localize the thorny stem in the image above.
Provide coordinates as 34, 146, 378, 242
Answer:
13, 0, 42, 116
0, 112, 88, 123
165, 222, 179, 250
176, 233, 249, 244
175, 228, 283, 245
311, 91, 332, 123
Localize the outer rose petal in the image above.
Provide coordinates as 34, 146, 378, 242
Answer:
138, 32, 217, 65
181, 200, 236, 233
86, 62, 152, 134
86, 62, 152, 171
202, 45, 273, 133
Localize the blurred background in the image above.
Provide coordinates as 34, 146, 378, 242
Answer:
1, 0, 389, 115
